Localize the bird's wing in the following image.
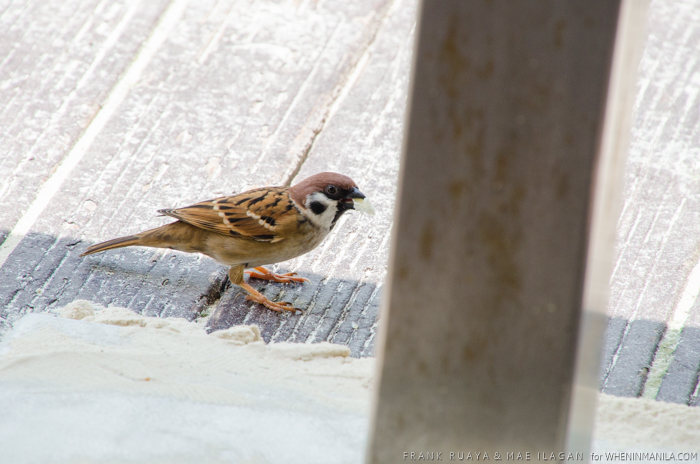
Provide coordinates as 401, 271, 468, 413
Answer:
158, 187, 303, 242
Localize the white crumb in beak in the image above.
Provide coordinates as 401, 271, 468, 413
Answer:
353, 198, 375, 215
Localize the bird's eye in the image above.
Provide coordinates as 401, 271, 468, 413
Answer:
326, 185, 338, 195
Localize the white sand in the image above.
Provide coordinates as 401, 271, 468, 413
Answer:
593, 394, 700, 455
0, 301, 373, 464
0, 300, 698, 463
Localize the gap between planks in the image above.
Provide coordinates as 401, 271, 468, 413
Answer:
642, 248, 700, 399
279, 0, 397, 187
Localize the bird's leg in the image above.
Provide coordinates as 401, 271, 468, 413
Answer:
245, 266, 309, 284
229, 266, 300, 313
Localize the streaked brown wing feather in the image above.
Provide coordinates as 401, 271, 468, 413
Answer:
158, 187, 301, 242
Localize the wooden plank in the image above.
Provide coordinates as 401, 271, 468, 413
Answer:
206, 0, 417, 357
601, 319, 664, 396
0, 0, 171, 244
0, 0, 401, 341
602, 0, 700, 404
656, 324, 700, 405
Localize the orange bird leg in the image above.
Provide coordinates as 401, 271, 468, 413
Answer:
245, 266, 309, 284
239, 281, 299, 313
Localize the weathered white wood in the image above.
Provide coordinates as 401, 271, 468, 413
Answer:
603, 0, 700, 404
0, 0, 407, 349
0, 0, 171, 243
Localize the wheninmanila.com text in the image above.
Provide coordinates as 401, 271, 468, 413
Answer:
403, 452, 699, 461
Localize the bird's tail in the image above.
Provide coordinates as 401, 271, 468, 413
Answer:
80, 235, 142, 257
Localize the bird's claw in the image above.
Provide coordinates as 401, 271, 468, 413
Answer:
245, 267, 309, 284
244, 294, 299, 313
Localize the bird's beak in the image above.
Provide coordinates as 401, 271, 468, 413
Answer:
347, 187, 366, 200
339, 187, 365, 211
344, 187, 375, 215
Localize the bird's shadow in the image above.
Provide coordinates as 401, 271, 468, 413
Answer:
206, 264, 382, 357
0, 231, 381, 357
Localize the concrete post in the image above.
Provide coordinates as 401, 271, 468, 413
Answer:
368, 1, 648, 461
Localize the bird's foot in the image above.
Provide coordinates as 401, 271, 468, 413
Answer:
245, 266, 309, 284
239, 282, 301, 313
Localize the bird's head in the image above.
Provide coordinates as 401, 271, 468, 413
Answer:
290, 172, 374, 229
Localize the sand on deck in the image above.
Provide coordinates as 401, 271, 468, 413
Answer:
0, 301, 697, 463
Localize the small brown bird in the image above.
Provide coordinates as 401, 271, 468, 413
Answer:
81, 172, 374, 313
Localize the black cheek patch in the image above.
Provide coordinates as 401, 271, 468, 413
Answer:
310, 201, 327, 215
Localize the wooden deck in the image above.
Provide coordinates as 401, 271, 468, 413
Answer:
601, 0, 700, 406
0, 0, 416, 358
0, 0, 699, 408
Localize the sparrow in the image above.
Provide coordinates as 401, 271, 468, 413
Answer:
80, 172, 375, 313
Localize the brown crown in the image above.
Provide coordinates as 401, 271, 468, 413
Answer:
289, 172, 358, 205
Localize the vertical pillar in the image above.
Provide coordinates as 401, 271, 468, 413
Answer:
368, 1, 647, 461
